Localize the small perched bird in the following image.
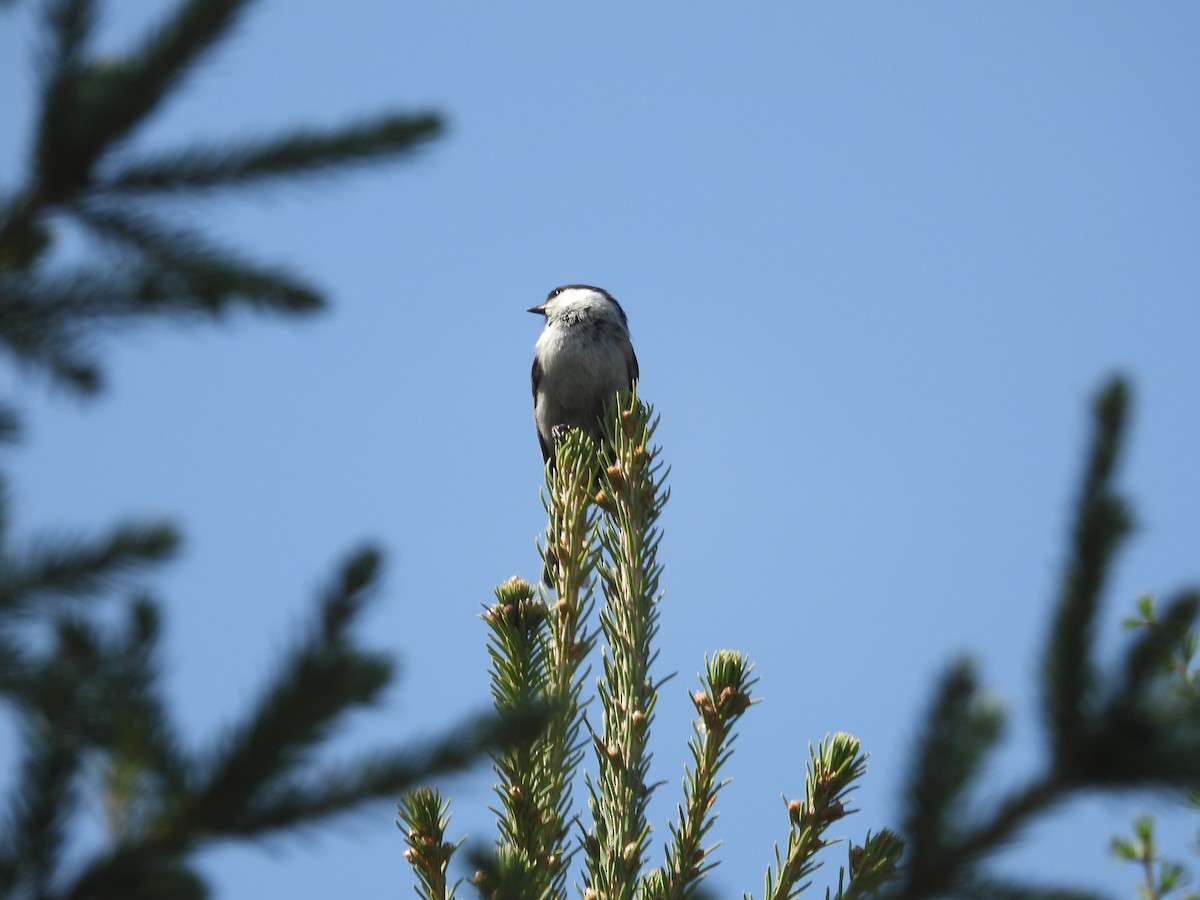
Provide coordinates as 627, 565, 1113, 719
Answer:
529, 284, 639, 468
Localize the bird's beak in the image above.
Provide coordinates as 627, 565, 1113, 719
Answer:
527, 304, 547, 315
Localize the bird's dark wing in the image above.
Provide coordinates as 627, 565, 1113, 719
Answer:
532, 355, 552, 462
627, 344, 640, 386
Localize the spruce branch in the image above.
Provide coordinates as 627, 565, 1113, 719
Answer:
538, 429, 602, 893
485, 577, 557, 891
51, 548, 533, 899
828, 829, 905, 900
229, 708, 543, 840
407, 392, 904, 898
72, 202, 325, 315
542, 427, 602, 598
468, 842, 557, 900
57, 846, 209, 900
23, 0, 96, 230
1119, 591, 1200, 706
100, 113, 443, 195
34, 0, 255, 203
0, 520, 179, 617
187, 554, 549, 840
0, 266, 107, 389
652, 650, 757, 899
900, 658, 1005, 885
0, 1, 486, 895
880, 377, 1200, 899
1, 198, 321, 396
191, 546, 392, 830
482, 431, 601, 895
585, 392, 668, 900
1, 595, 187, 897
1043, 378, 1133, 771
753, 733, 877, 900
0, 722, 79, 897
2, 0, 446, 395
400, 788, 462, 900
1122, 592, 1200, 703
1111, 814, 1200, 900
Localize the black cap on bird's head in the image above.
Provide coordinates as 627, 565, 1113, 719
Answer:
527, 285, 628, 328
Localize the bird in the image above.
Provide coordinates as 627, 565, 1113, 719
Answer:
529, 284, 639, 469
529, 285, 639, 585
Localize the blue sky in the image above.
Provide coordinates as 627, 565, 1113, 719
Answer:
2, 2, 1199, 897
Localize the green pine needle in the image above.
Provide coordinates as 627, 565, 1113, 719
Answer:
1043, 377, 1134, 769
36, 0, 255, 200
0, 521, 180, 615
901, 658, 1005, 875
73, 203, 326, 316
103, 113, 444, 195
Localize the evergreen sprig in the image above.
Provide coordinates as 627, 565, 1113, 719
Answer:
753, 733, 898, 900
1, 0, 443, 394
1043, 379, 1133, 770
539, 429, 603, 891
879, 376, 1200, 900
585, 391, 669, 900
0, 592, 185, 898
0, 520, 179, 617
470, 430, 602, 897
0, 2, 523, 895
399, 787, 462, 900
830, 830, 906, 900
650, 650, 757, 899
404, 374, 1200, 899
484, 577, 557, 891
407, 395, 897, 898
1111, 815, 1199, 900
900, 659, 1005, 884
1109, 596, 1200, 900
0, 544, 529, 899
101, 114, 443, 195
462, 427, 604, 898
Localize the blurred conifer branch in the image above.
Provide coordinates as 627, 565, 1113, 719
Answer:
878, 377, 1200, 900
1, 0, 441, 396
1109, 594, 1200, 900
0, 2, 524, 897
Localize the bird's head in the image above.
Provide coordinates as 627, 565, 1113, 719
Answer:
528, 285, 629, 330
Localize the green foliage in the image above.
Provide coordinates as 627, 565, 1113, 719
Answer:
1043, 380, 1133, 767
404, 396, 900, 899
753, 734, 903, 900
876, 376, 1200, 900
649, 650, 757, 899
1121, 592, 1200, 701
586, 394, 670, 899
1, 0, 441, 395
400, 788, 462, 900
474, 430, 603, 898
1110, 594, 1200, 900
0, 520, 179, 616
1111, 815, 1199, 900
0, 1, 513, 897
403, 374, 1200, 900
